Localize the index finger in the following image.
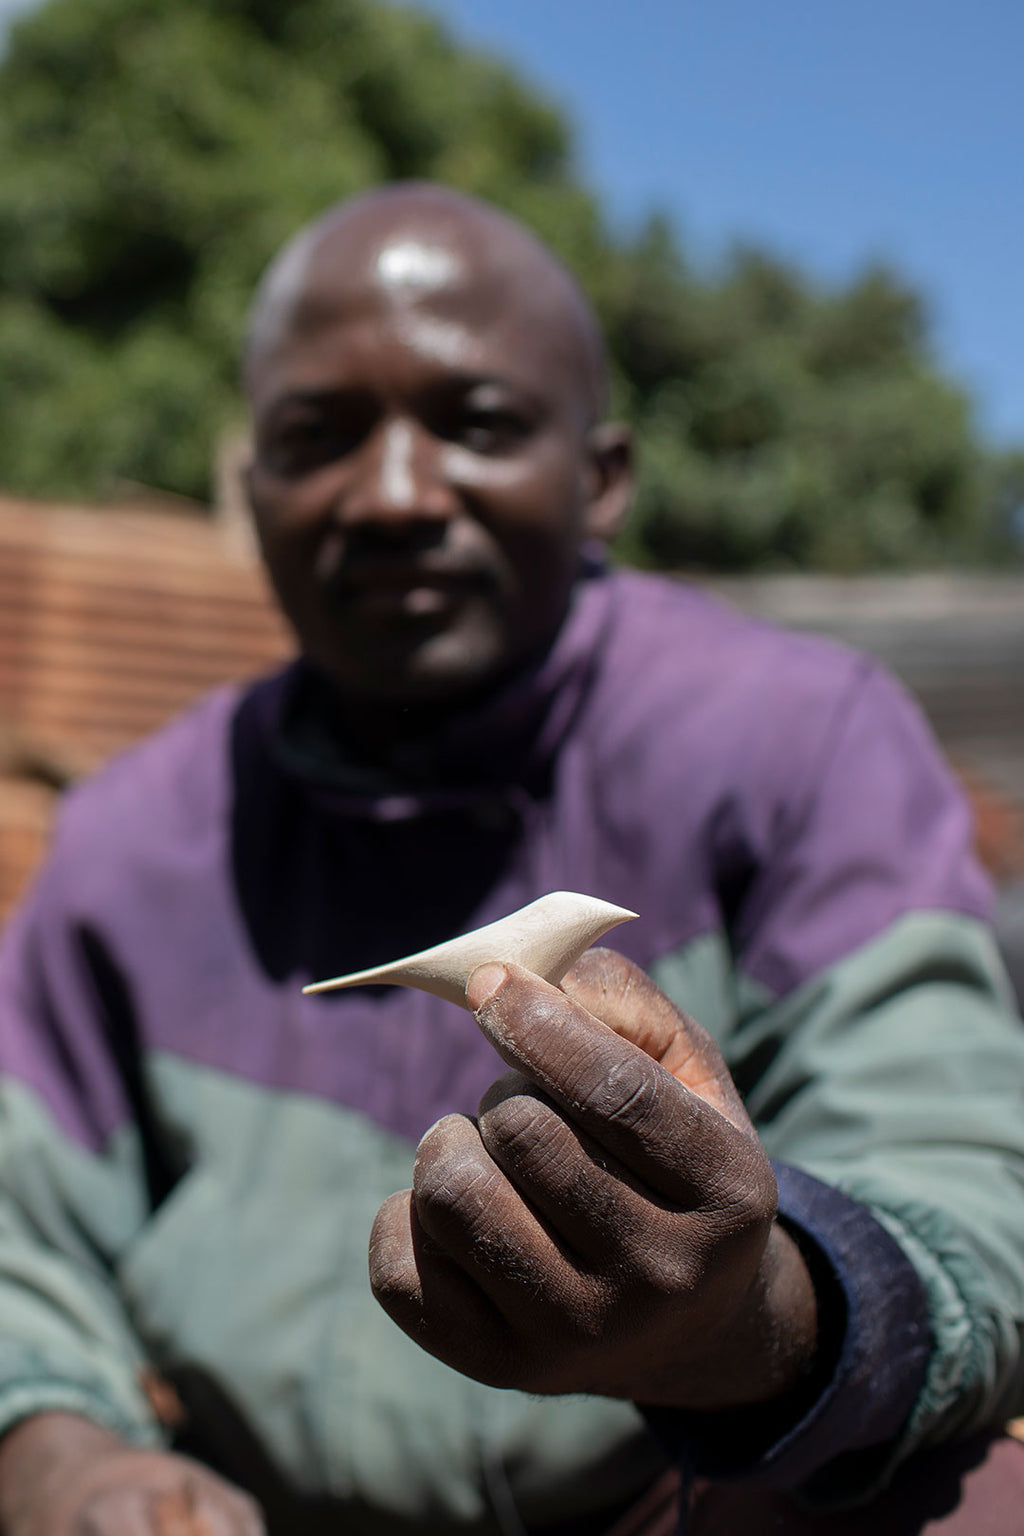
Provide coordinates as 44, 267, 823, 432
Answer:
465, 960, 763, 1204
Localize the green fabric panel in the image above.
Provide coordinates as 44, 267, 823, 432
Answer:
733, 914, 1024, 1458
6, 914, 1024, 1515
647, 926, 773, 1068
649, 914, 1024, 1479
114, 1056, 667, 1527
647, 928, 740, 1045
0, 1080, 161, 1444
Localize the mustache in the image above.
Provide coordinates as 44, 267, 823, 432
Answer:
316, 528, 500, 591
330, 557, 499, 592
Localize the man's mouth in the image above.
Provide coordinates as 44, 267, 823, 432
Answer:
327, 564, 497, 621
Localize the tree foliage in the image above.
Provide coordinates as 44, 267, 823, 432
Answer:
0, 0, 1014, 569
606, 230, 989, 569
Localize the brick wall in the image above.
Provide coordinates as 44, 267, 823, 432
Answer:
0, 496, 290, 922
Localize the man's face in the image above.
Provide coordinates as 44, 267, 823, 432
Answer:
246, 232, 627, 707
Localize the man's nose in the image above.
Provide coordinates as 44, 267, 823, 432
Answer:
338, 418, 455, 530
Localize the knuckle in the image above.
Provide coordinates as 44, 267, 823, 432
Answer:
567, 945, 629, 985
478, 1069, 532, 1115
479, 1090, 563, 1165
564, 945, 638, 1008
624, 1236, 696, 1295
368, 1260, 412, 1302
484, 1107, 593, 1212
416, 1156, 493, 1212
368, 1242, 417, 1301
417, 1111, 472, 1157
590, 1054, 664, 1131
413, 1145, 501, 1235
749, 1153, 779, 1220
709, 1142, 778, 1232
371, 1188, 411, 1230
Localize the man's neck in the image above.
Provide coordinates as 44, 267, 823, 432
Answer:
309, 681, 494, 768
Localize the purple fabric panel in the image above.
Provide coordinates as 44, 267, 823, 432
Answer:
519, 574, 970, 995
0, 687, 244, 1152
573, 573, 991, 1000
0, 868, 130, 1150
733, 659, 992, 998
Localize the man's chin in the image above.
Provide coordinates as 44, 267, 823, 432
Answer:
314, 632, 512, 712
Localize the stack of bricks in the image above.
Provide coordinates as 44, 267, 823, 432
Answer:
0, 495, 290, 924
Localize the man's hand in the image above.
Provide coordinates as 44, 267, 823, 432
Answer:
0, 1412, 264, 1536
369, 949, 818, 1411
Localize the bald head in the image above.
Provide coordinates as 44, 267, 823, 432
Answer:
244, 182, 608, 420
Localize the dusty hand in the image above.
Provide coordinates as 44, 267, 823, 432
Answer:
369, 949, 818, 1410
0, 1413, 264, 1536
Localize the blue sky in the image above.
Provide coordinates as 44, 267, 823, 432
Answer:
2, 0, 1021, 444
425, 0, 1023, 446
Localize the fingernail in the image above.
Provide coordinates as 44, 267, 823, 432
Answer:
466, 962, 507, 1011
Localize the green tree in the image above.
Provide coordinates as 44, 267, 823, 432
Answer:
0, 0, 1015, 570
0, 0, 605, 501
605, 230, 987, 571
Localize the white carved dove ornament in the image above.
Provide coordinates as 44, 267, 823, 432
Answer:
302, 891, 638, 1008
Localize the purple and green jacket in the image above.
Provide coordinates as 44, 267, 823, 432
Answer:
2, 566, 1024, 1529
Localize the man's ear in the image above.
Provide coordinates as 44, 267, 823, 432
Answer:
583, 423, 633, 544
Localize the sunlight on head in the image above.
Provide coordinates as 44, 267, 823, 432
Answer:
375, 239, 461, 294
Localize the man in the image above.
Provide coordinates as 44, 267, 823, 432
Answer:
1, 184, 1024, 1535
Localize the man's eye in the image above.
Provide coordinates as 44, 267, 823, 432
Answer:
266, 418, 360, 474
288, 419, 333, 446
458, 409, 528, 451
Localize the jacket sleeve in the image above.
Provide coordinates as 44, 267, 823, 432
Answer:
657, 659, 1024, 1505
0, 833, 162, 1446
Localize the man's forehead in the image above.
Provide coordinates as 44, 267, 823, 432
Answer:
297, 223, 510, 330
276, 219, 569, 347
245, 187, 607, 413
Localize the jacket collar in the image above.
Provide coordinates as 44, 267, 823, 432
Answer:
261, 560, 616, 821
